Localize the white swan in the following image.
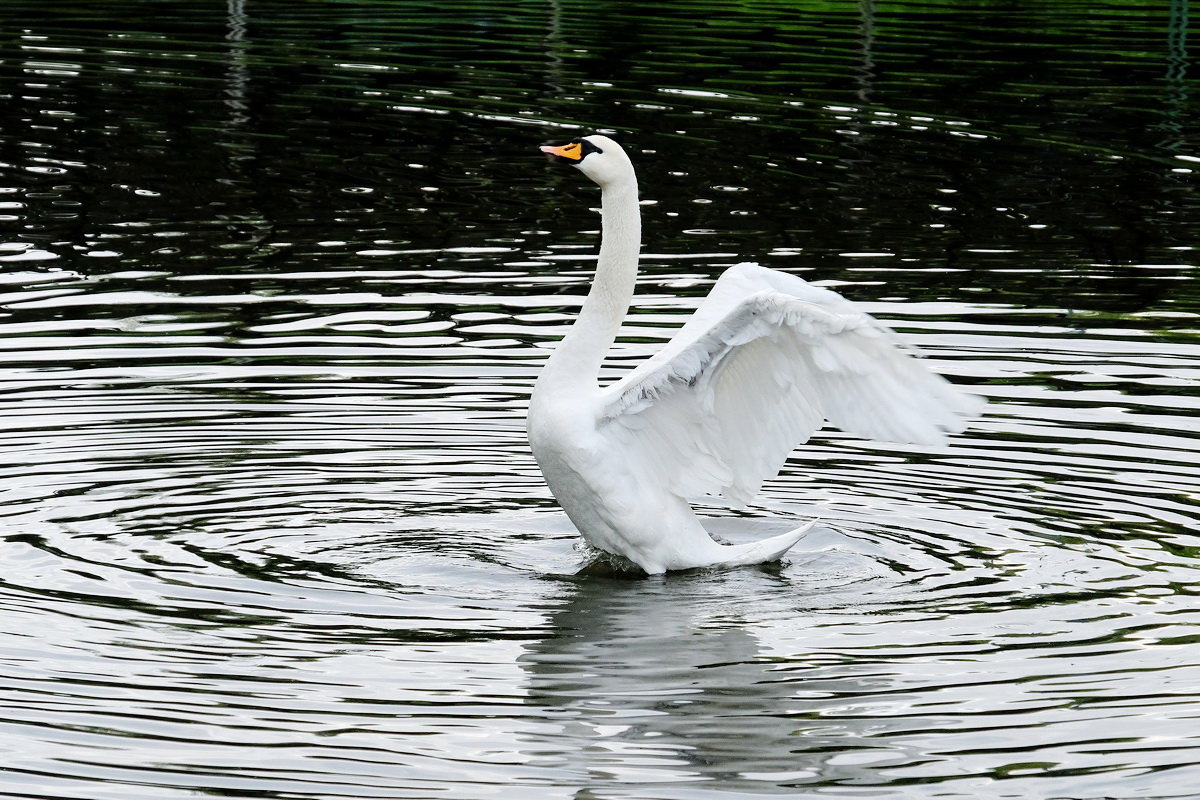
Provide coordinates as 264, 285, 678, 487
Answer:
528, 134, 981, 575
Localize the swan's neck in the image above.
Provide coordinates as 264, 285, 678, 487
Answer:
539, 175, 640, 393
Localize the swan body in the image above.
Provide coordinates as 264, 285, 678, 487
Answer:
528, 134, 981, 574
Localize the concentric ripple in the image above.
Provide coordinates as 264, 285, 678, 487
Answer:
2, 1, 1199, 798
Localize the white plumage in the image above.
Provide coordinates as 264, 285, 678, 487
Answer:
528, 134, 982, 574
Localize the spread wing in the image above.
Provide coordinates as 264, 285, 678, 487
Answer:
597, 263, 982, 506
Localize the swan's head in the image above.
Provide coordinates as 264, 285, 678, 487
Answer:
540, 134, 633, 188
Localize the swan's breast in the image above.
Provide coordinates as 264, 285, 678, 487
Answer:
527, 395, 664, 546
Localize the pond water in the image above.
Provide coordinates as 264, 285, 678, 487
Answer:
2, 0, 1199, 798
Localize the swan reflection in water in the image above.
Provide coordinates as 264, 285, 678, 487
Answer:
516, 555, 925, 791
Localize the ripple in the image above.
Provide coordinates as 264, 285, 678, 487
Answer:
2, 0, 1200, 798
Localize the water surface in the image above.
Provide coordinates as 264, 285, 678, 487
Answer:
2, 1, 1199, 798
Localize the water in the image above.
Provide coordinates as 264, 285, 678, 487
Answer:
2, 1, 1199, 797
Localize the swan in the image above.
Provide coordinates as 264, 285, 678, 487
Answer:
528, 134, 981, 575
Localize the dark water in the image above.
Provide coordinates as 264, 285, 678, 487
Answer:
2, 1, 1199, 798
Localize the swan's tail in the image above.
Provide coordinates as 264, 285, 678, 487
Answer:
712, 519, 818, 568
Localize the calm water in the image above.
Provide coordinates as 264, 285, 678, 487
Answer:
2, 1, 1199, 798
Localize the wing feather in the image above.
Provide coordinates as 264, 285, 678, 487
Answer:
597, 263, 981, 506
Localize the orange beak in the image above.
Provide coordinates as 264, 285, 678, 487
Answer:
540, 142, 584, 161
